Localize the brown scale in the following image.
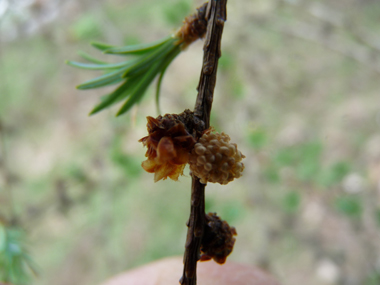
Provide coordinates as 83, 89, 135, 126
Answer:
139, 110, 204, 182
200, 212, 237, 264
176, 2, 208, 48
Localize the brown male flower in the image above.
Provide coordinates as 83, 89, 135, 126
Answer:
139, 110, 203, 182
189, 129, 245, 185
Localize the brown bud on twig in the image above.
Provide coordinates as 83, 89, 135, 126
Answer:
175, 2, 208, 48
200, 212, 237, 264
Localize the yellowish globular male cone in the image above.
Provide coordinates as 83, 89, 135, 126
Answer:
189, 129, 245, 185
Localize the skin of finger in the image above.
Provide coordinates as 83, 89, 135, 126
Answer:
100, 256, 280, 285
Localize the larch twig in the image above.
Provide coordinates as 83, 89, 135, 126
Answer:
180, 1, 227, 284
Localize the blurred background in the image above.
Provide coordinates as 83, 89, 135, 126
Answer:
1, 0, 380, 284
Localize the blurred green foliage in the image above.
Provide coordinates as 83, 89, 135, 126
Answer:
282, 191, 301, 213
247, 128, 267, 150
220, 201, 245, 223
70, 14, 102, 40
162, 0, 191, 26
219, 52, 234, 71
263, 165, 281, 184
261, 139, 352, 189
219, 52, 245, 99
109, 136, 142, 178
375, 209, 380, 228
0, 225, 37, 285
334, 196, 362, 218
318, 161, 351, 187
365, 271, 380, 285
275, 141, 322, 182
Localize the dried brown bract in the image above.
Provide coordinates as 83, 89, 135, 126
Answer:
139, 110, 203, 182
176, 2, 208, 48
200, 212, 237, 264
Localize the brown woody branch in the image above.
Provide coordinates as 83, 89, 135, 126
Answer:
180, 1, 227, 284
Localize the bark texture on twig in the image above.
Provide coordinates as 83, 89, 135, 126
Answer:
194, 0, 227, 129
180, 1, 227, 284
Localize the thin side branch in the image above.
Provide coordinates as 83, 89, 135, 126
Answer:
180, 1, 227, 285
